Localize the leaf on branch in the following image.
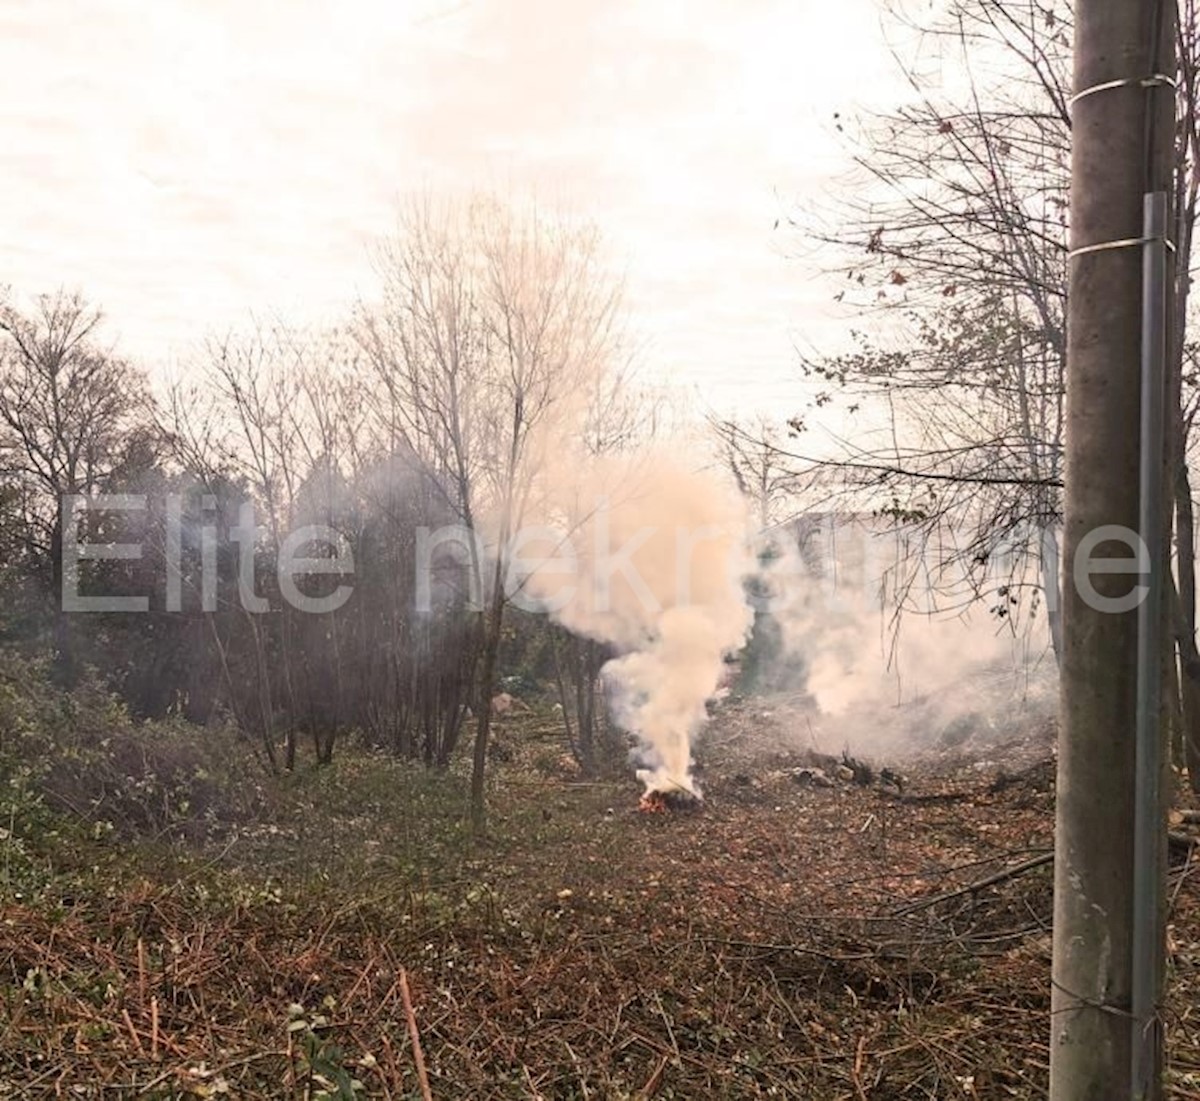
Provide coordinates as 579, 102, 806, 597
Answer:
866, 227, 885, 254
888, 270, 908, 286
937, 119, 954, 134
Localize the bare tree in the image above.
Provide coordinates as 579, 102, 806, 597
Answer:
1167, 0, 1200, 790
709, 414, 806, 533
357, 194, 626, 833
788, 0, 1070, 654
793, 0, 1200, 788
0, 289, 151, 679
202, 325, 310, 769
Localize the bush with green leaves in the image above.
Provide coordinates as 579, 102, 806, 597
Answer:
0, 648, 264, 855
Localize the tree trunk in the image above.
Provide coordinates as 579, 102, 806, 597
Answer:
242, 613, 280, 774
1170, 81, 1200, 792
470, 607, 501, 837
1181, 660, 1200, 792
1175, 453, 1200, 790
1051, 0, 1173, 1096
280, 605, 298, 771
50, 506, 76, 687
576, 639, 596, 775
1165, 635, 1183, 767
551, 630, 579, 759
1042, 522, 1064, 667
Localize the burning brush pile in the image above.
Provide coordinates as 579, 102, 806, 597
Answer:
638, 788, 703, 814
512, 455, 757, 818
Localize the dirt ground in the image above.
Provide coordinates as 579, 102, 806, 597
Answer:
1, 695, 1197, 1099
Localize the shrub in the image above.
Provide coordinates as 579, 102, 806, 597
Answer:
0, 648, 265, 846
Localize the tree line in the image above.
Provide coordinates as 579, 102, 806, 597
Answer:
0, 195, 644, 832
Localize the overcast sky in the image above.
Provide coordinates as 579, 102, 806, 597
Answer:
1, 0, 898, 416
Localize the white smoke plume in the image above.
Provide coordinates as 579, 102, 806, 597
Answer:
755, 517, 1055, 755
517, 454, 756, 795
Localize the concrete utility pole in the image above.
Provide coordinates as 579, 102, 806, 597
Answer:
1052, 1, 1174, 1099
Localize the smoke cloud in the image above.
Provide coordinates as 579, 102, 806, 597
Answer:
516, 453, 756, 795
502, 461, 1054, 791
754, 519, 1056, 757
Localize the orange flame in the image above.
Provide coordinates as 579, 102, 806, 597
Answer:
638, 791, 669, 814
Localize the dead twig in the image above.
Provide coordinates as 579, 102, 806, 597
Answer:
136, 937, 147, 1010
894, 852, 1054, 916
651, 990, 680, 1065
399, 967, 433, 1101
851, 1034, 869, 1100
121, 1008, 146, 1058
638, 1055, 669, 1099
